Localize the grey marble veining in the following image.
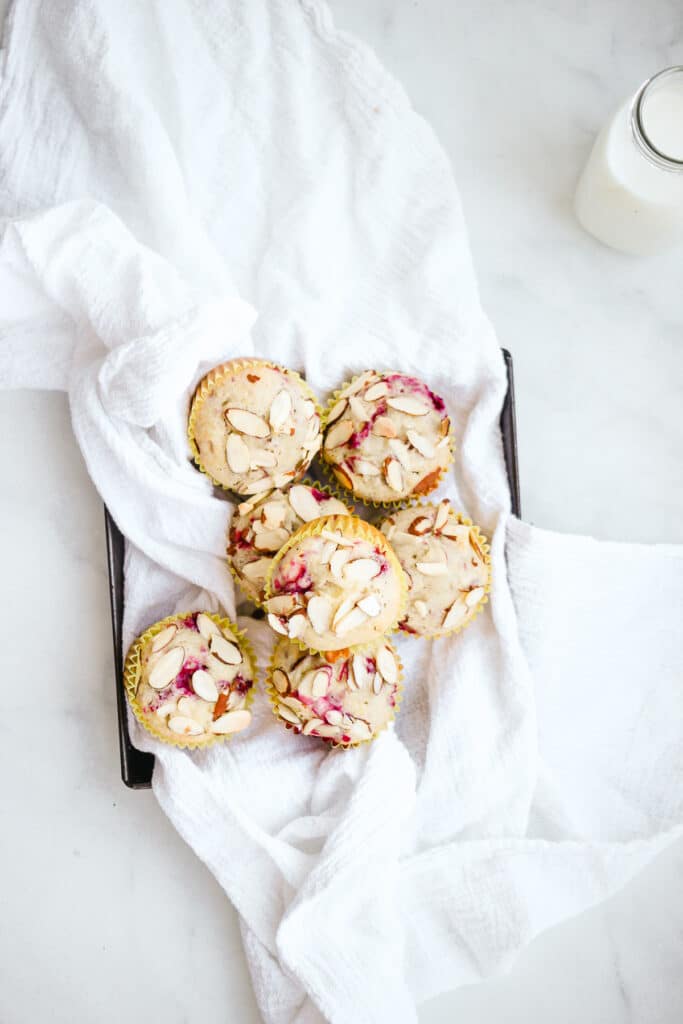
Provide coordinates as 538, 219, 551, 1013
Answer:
1, 1, 682, 1022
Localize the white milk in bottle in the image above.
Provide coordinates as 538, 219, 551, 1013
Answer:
574, 66, 683, 255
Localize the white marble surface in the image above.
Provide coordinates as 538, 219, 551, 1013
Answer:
1, 1, 682, 1022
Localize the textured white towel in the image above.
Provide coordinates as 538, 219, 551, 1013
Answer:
1, 3, 681, 1022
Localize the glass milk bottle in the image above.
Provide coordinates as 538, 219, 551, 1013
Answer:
574, 66, 683, 255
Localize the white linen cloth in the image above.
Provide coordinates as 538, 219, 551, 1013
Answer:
0, 2, 681, 1021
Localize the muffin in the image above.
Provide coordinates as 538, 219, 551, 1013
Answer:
267, 637, 402, 746
322, 370, 453, 504
124, 612, 256, 746
189, 359, 322, 494
228, 483, 351, 605
379, 500, 490, 637
264, 514, 407, 651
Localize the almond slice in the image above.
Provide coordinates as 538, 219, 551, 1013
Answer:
266, 594, 298, 616
386, 395, 429, 416
333, 465, 354, 490
330, 548, 352, 580
319, 540, 337, 565
325, 419, 354, 449
250, 449, 278, 469
276, 702, 302, 726
442, 599, 467, 631
357, 594, 381, 617
373, 416, 397, 438
469, 530, 486, 560
334, 606, 368, 636
414, 600, 428, 617
149, 647, 185, 690
168, 715, 203, 736
406, 429, 435, 458
287, 613, 308, 639
151, 624, 178, 653
440, 521, 464, 540
326, 398, 347, 426
296, 670, 316, 699
388, 438, 412, 469
227, 691, 246, 711
226, 433, 251, 473
273, 473, 294, 488
348, 395, 368, 420
254, 527, 290, 552
246, 478, 275, 494
416, 561, 448, 576
269, 389, 292, 432
343, 557, 379, 582
372, 673, 383, 695
196, 613, 221, 640
210, 634, 242, 665
320, 528, 355, 547
303, 717, 325, 735
272, 668, 289, 694
311, 669, 331, 697
210, 709, 252, 734
465, 586, 486, 607
288, 485, 322, 523
267, 613, 289, 636
191, 670, 219, 702
315, 723, 342, 739
307, 595, 333, 635
341, 370, 378, 397
434, 501, 450, 532
155, 702, 177, 719
349, 720, 372, 742
238, 495, 261, 516
302, 398, 317, 420
326, 709, 344, 726
364, 381, 389, 402
226, 408, 270, 437
177, 696, 198, 718
332, 595, 357, 629
383, 457, 403, 493
377, 646, 398, 684
351, 653, 370, 690
407, 516, 432, 536
413, 469, 442, 495
439, 416, 451, 437
262, 501, 288, 529
354, 459, 381, 477
242, 557, 272, 581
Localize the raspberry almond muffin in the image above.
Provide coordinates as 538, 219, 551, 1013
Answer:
322, 370, 453, 504
267, 637, 402, 746
380, 500, 490, 637
189, 358, 322, 495
125, 612, 256, 746
264, 514, 407, 652
228, 483, 351, 605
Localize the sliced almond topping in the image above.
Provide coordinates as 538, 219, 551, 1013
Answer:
168, 715, 203, 736
334, 606, 368, 636
238, 495, 261, 516
242, 557, 272, 581
269, 389, 292, 432
373, 416, 397, 438
442, 599, 467, 631
287, 613, 308, 639
364, 381, 389, 402
305, 418, 321, 444
407, 516, 432, 536
383, 457, 403, 493
282, 696, 306, 715
372, 673, 383, 695
326, 709, 344, 726
332, 595, 356, 629
414, 600, 428, 617
439, 416, 451, 437
212, 691, 229, 720
333, 465, 354, 490
354, 459, 381, 477
151, 624, 177, 653
388, 438, 412, 469
254, 527, 290, 552
330, 548, 352, 580
211, 709, 252, 734
267, 613, 289, 636
196, 613, 221, 640
440, 521, 464, 540
303, 717, 324, 735
273, 473, 294, 488
349, 720, 372, 741
302, 398, 317, 420
406, 429, 435, 459
413, 468, 442, 495
349, 395, 369, 422
297, 670, 316, 699
325, 498, 350, 516
343, 557, 379, 583
377, 646, 398, 684
465, 586, 486, 607
266, 594, 298, 616
319, 540, 337, 565
311, 669, 331, 697
316, 723, 341, 739
210, 634, 242, 665
276, 702, 302, 726
191, 670, 219, 702
272, 668, 289, 694
469, 530, 485, 560
321, 528, 354, 547
416, 561, 448, 576
325, 419, 354, 449
357, 594, 382, 617
386, 395, 429, 416
250, 449, 278, 469
177, 696, 197, 718
155, 702, 177, 719
246, 478, 275, 495
340, 370, 377, 397
288, 485, 323, 523
227, 691, 245, 711
434, 501, 450, 532
352, 653, 370, 690
226, 432, 251, 473
326, 398, 347, 425
226, 408, 270, 438
307, 595, 333, 635
262, 501, 288, 529
149, 647, 185, 690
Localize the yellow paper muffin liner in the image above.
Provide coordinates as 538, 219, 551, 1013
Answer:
226, 478, 355, 609
188, 357, 324, 495
264, 513, 409, 654
265, 636, 404, 749
380, 501, 492, 641
123, 611, 257, 749
320, 370, 456, 509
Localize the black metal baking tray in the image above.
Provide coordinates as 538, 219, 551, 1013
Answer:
105, 350, 521, 789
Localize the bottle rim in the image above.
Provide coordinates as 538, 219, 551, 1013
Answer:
630, 65, 683, 174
